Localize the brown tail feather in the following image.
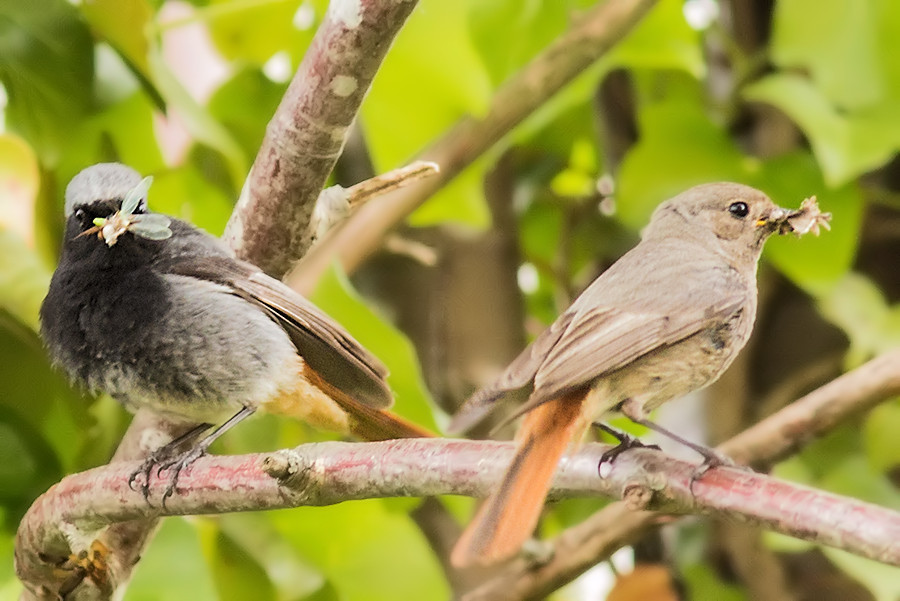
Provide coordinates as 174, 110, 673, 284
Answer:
304, 368, 433, 440
451, 392, 587, 567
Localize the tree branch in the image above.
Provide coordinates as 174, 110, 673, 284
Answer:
288, 0, 661, 294
222, 0, 421, 279
16, 428, 900, 600
462, 348, 900, 601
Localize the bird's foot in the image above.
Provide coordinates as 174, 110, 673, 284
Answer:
127, 423, 211, 504
593, 422, 661, 475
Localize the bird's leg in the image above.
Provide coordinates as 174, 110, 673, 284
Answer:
154, 406, 257, 506
626, 416, 735, 469
129, 422, 212, 501
593, 422, 661, 466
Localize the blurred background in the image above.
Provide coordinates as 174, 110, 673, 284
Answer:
1, 0, 899, 599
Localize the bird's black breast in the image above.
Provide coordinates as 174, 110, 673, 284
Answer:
40, 222, 172, 389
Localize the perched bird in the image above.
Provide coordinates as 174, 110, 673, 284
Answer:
41, 163, 429, 496
449, 182, 827, 567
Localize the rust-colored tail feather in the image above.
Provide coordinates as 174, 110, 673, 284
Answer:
451, 392, 587, 567
307, 369, 434, 440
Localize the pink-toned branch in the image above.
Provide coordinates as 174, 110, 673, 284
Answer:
222, 0, 420, 278
16, 434, 900, 600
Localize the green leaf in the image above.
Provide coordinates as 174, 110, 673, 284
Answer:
744, 73, 900, 186
616, 95, 747, 230
80, 0, 166, 110
754, 152, 860, 292
0, 0, 94, 163
863, 400, 900, 474
407, 160, 490, 229
362, 0, 491, 225
270, 500, 449, 601
148, 49, 248, 188
204, 0, 320, 66
310, 264, 438, 433
816, 273, 900, 367
0, 229, 51, 331
607, 0, 704, 77
125, 518, 220, 601
208, 67, 287, 159
771, 0, 885, 110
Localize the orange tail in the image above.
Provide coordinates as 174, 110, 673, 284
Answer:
451, 392, 588, 567
307, 369, 434, 441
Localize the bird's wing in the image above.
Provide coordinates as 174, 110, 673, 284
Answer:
447, 312, 573, 433
519, 291, 746, 414
161, 254, 392, 409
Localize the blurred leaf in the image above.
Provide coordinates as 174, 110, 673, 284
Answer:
467, 0, 570, 87
607, 0, 704, 76
310, 264, 438, 433
363, 0, 489, 160
270, 501, 448, 601
817, 273, 900, 366
126, 518, 219, 601
219, 513, 325, 600
755, 152, 860, 292
818, 455, 900, 509
744, 73, 900, 185
0, 134, 39, 246
208, 67, 286, 159
58, 92, 167, 182
0, 0, 94, 164
616, 96, 747, 230
406, 160, 490, 229
823, 547, 900, 601
863, 400, 900, 474
198, 521, 277, 601
80, 0, 166, 110
148, 48, 248, 187
681, 562, 747, 601
771, 0, 889, 110
149, 165, 234, 236
205, 0, 318, 66
0, 229, 50, 332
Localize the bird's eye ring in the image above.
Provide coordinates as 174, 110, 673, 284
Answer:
728, 201, 749, 219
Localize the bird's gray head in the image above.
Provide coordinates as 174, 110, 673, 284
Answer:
644, 182, 786, 244
65, 163, 143, 218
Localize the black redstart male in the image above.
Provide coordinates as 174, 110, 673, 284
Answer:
449, 183, 830, 566
40, 163, 430, 497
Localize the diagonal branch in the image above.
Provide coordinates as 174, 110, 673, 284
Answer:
289, 0, 660, 293
222, 0, 421, 278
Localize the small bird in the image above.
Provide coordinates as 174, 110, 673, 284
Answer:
449, 182, 828, 567
40, 163, 429, 497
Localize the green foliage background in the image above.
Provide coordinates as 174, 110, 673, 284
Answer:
0, 0, 899, 599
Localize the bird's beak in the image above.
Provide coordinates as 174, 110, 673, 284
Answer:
755, 206, 787, 228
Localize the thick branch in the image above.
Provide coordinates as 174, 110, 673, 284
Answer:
222, 0, 420, 278
289, 0, 660, 293
464, 349, 900, 601
15, 437, 900, 600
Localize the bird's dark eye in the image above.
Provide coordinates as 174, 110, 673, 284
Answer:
74, 208, 86, 221
728, 201, 749, 219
